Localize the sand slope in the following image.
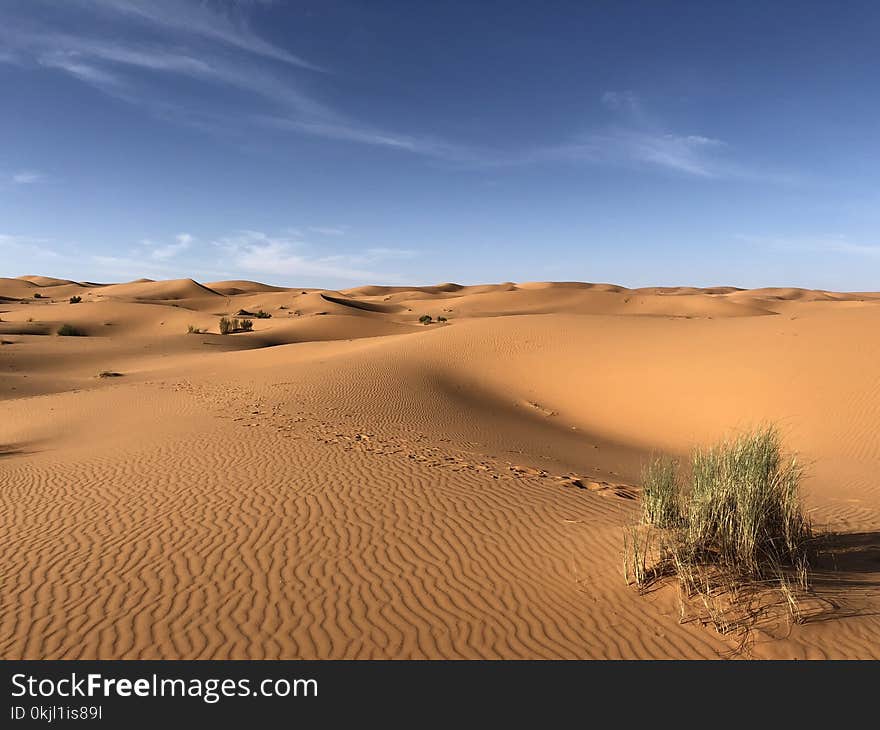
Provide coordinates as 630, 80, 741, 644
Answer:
1, 277, 879, 659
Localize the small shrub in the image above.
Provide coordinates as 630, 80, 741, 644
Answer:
219, 317, 233, 335
187, 324, 206, 334
624, 426, 813, 635
57, 323, 83, 336
255, 310, 271, 319
98, 371, 123, 378
437, 316, 447, 323
419, 315, 433, 325
33, 293, 42, 299
240, 319, 253, 331
69, 295, 82, 304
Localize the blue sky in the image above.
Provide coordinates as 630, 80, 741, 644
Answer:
2, 0, 880, 289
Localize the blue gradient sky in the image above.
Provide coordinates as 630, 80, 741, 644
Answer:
2, 0, 880, 289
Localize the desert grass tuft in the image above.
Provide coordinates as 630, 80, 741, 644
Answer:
57, 323, 84, 336
625, 425, 813, 635
641, 455, 681, 528
219, 316, 253, 334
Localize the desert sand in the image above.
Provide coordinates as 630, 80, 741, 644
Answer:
1, 275, 879, 659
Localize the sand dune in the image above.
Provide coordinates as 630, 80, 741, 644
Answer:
1, 277, 879, 659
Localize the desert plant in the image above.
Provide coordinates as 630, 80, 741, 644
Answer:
437, 316, 447, 322
686, 427, 809, 575
33, 292, 42, 299
254, 310, 271, 319
98, 371, 123, 378
419, 315, 433, 325
240, 318, 253, 331
57, 323, 83, 336
187, 324, 205, 334
624, 426, 813, 634
641, 456, 681, 529
69, 295, 82, 304
219, 317, 233, 335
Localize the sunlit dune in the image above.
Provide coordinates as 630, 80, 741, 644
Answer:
2, 275, 879, 659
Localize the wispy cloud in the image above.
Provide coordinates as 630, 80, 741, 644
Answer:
214, 230, 413, 282
0, 233, 60, 260
600, 90, 641, 115
308, 226, 347, 236
10, 170, 44, 184
87, 0, 322, 70
141, 232, 193, 260
737, 234, 880, 257
0, 7, 794, 180
527, 91, 796, 182
536, 128, 727, 177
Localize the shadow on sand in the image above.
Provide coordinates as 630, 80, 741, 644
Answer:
801, 531, 880, 623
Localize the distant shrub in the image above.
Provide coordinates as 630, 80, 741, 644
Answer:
255, 310, 271, 319
33, 293, 43, 299
187, 324, 205, 334
220, 317, 253, 334
57, 323, 83, 336
69, 295, 82, 304
419, 315, 433, 325
98, 371, 123, 378
437, 316, 447, 323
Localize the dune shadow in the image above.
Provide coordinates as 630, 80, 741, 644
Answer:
0, 441, 41, 459
800, 531, 880, 624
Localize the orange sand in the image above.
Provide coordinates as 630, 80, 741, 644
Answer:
1, 276, 879, 659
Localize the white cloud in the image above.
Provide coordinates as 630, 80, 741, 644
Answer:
0, 233, 60, 260
523, 92, 795, 181
11, 171, 44, 184
213, 230, 410, 282
0, 7, 795, 180
601, 90, 641, 114
308, 226, 347, 236
37, 51, 125, 88
139, 233, 193, 260
87, 0, 322, 71
737, 234, 880, 257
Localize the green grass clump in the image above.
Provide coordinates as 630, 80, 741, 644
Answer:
219, 317, 252, 334
419, 314, 433, 325
57, 323, 84, 336
69, 295, 82, 304
641, 456, 680, 529
624, 426, 813, 635
254, 310, 271, 319
687, 428, 808, 574
187, 324, 205, 334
